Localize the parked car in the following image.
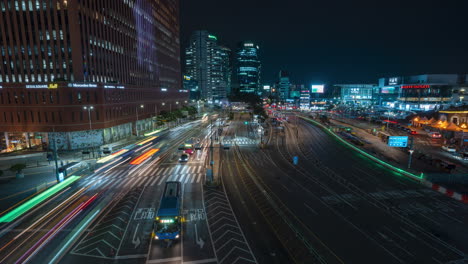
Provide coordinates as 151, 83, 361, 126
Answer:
428, 132, 442, 138
442, 145, 457, 152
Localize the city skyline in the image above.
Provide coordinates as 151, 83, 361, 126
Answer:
181, 0, 468, 85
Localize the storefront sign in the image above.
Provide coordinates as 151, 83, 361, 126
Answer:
401, 85, 430, 89
68, 83, 98, 88
26, 84, 48, 89
48, 83, 58, 89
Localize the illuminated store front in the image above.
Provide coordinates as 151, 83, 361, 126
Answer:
396, 84, 452, 111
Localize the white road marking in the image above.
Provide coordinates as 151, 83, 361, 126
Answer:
179, 174, 187, 183
149, 176, 159, 186
157, 175, 167, 185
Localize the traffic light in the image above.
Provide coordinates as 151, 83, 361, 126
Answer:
244, 121, 249, 125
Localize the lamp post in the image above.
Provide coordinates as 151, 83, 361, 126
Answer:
83, 106, 94, 130
154, 104, 158, 129
136, 104, 144, 136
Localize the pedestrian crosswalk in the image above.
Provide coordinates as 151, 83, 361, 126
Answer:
223, 137, 258, 146
82, 165, 206, 190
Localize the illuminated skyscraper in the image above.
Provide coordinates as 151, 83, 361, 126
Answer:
278, 70, 291, 100
185, 31, 231, 101
219, 45, 232, 97
235, 41, 261, 94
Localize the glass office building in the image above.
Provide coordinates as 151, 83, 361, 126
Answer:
235, 42, 261, 94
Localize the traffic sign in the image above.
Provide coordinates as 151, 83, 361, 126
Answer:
388, 136, 408, 147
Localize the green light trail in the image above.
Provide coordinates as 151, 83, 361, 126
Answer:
0, 176, 81, 223
299, 116, 423, 181
144, 128, 164, 137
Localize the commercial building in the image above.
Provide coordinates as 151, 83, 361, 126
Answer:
335, 84, 375, 105
235, 41, 261, 94
0, 0, 185, 151
277, 70, 291, 100
377, 74, 464, 111
299, 89, 311, 110
183, 75, 199, 100
185, 31, 230, 102
219, 45, 232, 97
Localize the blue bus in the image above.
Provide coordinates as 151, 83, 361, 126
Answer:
152, 181, 181, 241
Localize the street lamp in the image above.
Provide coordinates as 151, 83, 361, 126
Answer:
83, 106, 94, 130
136, 104, 144, 136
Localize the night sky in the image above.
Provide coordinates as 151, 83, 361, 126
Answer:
180, 0, 468, 85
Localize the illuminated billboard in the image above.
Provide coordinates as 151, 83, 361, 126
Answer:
311, 85, 324, 93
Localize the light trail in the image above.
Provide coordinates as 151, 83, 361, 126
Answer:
96, 149, 129, 164
136, 136, 157, 146
0, 176, 81, 223
95, 156, 131, 174
130, 148, 160, 165
49, 209, 101, 263
17, 194, 98, 264
145, 129, 164, 137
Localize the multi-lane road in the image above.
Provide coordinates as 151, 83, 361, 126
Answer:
1, 111, 468, 264
221, 112, 468, 263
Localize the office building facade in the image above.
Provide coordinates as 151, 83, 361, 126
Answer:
235, 41, 261, 94
0, 0, 185, 151
218, 45, 232, 97
336, 84, 376, 105
185, 31, 229, 102
377, 74, 465, 111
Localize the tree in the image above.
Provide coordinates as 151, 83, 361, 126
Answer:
10, 164, 27, 178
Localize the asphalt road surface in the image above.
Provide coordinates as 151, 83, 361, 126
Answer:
222, 112, 468, 263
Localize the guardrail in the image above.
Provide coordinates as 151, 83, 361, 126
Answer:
299, 115, 424, 182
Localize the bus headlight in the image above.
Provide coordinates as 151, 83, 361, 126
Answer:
175, 234, 180, 239
154, 235, 159, 240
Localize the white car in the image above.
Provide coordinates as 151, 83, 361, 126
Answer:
442, 145, 457, 152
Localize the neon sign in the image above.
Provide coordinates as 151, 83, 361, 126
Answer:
401, 85, 430, 89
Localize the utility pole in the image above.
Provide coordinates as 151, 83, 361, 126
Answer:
153, 103, 158, 129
